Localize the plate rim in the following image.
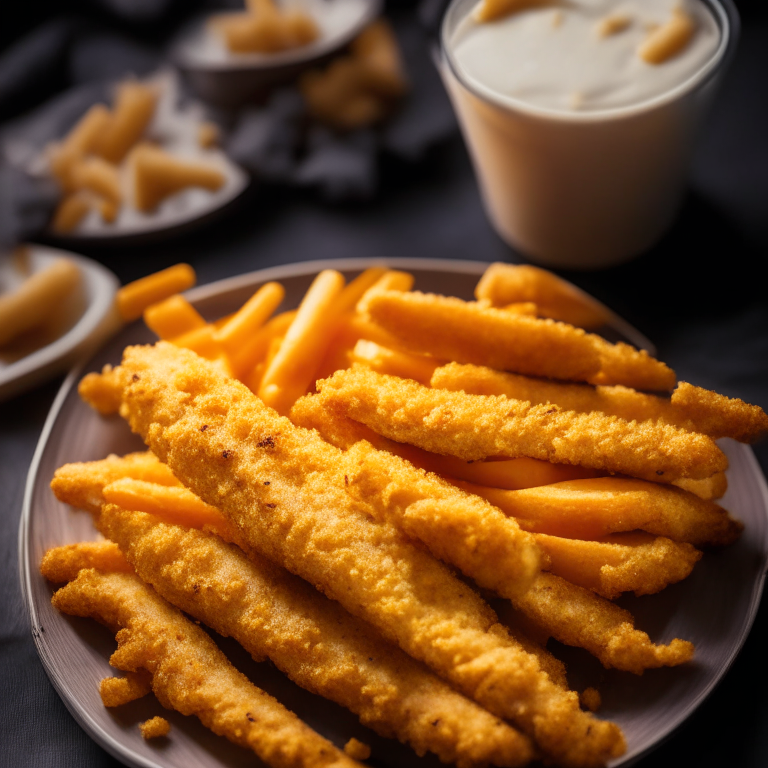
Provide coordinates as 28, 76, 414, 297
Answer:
19, 256, 768, 768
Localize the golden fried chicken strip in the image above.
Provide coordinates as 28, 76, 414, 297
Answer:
458, 477, 742, 547
671, 382, 768, 443
291, 393, 600, 490
474, 263, 611, 330
314, 368, 727, 482
674, 473, 728, 501
51, 451, 179, 516
532, 532, 702, 599
40, 540, 133, 583
362, 289, 602, 381
513, 573, 694, 675
51, 569, 363, 768
109, 342, 626, 768
363, 290, 675, 390
97, 505, 535, 768
79, 365, 126, 415
432, 363, 767, 444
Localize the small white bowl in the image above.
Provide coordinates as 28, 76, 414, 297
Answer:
173, 0, 383, 108
0, 245, 120, 402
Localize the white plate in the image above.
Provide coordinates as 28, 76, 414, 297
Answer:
19, 258, 768, 768
0, 245, 120, 402
173, 0, 383, 108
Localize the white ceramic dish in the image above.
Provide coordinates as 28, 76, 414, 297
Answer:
173, 0, 383, 108
19, 258, 768, 767
0, 244, 120, 402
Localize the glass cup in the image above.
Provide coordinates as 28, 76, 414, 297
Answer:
440, 0, 739, 269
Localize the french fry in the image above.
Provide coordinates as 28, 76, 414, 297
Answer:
335, 266, 388, 313
95, 81, 157, 164
102, 478, 237, 541
457, 477, 742, 547
473, 0, 549, 23
52, 451, 180, 515
258, 269, 346, 414
357, 269, 415, 311
116, 263, 196, 322
0, 258, 81, 347
230, 309, 296, 380
130, 144, 225, 213
214, 281, 285, 356
638, 6, 695, 64
533, 531, 702, 599
143, 294, 207, 340
475, 263, 611, 329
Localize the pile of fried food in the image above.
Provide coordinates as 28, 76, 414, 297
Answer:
43, 262, 768, 767
47, 78, 225, 234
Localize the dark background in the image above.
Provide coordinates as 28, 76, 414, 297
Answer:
1, 1, 767, 766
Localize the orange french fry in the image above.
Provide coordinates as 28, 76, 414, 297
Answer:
116, 263, 196, 323
144, 294, 207, 340
230, 309, 296, 380
214, 282, 285, 356
95, 81, 157, 164
258, 269, 345, 414
350, 339, 439, 385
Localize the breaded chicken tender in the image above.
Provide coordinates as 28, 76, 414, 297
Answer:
513, 573, 695, 675
79, 365, 126, 415
432, 363, 767, 444
96, 505, 535, 768
291, 394, 600, 489
51, 451, 179, 516
531, 532, 702, 599
314, 368, 727, 483
474, 263, 611, 330
363, 290, 675, 390
105, 342, 626, 768
50, 569, 363, 768
40, 540, 133, 583
460, 477, 742, 547
362, 289, 602, 382
100, 671, 153, 707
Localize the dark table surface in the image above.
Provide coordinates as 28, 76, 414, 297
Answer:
2, 2, 767, 767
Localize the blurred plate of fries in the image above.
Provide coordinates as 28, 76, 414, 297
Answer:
0, 245, 120, 402
173, 0, 383, 107
20, 258, 768, 768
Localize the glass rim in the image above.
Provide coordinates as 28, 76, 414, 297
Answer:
440, 0, 741, 123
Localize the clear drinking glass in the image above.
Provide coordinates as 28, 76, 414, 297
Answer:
440, 0, 739, 269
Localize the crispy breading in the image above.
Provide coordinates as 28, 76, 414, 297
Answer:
140, 716, 170, 739
51, 452, 179, 516
78, 365, 125, 415
513, 573, 695, 675
474, 263, 611, 330
532, 532, 702, 599
362, 290, 603, 382
671, 382, 768, 443
100, 671, 152, 707
363, 290, 675, 389
588, 339, 675, 391
40, 540, 133, 583
674, 473, 728, 501
459, 477, 743, 547
314, 367, 727, 482
108, 342, 626, 768
97, 505, 535, 768
339, 439, 541, 601
51, 569, 363, 768
432, 363, 766, 443
291, 394, 600, 489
